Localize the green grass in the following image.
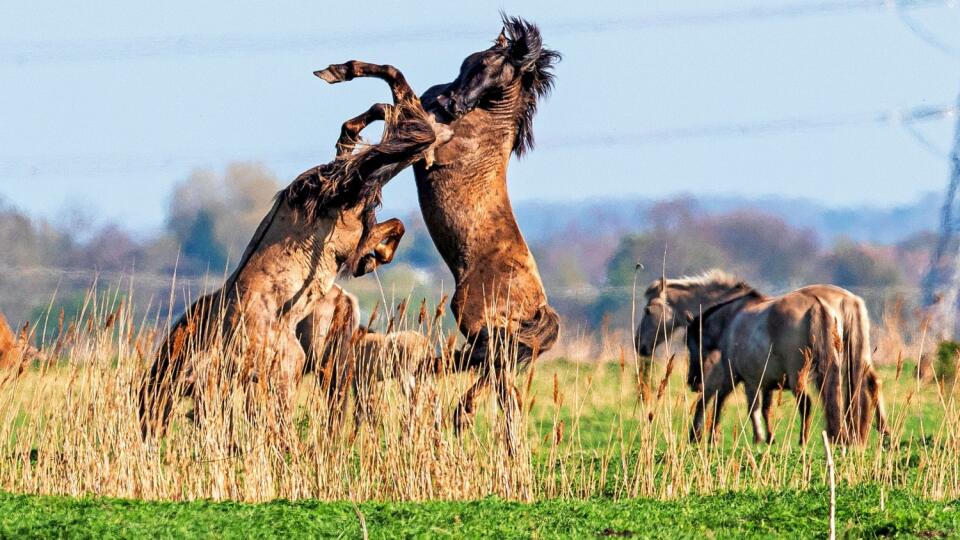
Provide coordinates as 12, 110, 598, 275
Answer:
4, 345, 957, 536
527, 357, 947, 451
2, 485, 957, 539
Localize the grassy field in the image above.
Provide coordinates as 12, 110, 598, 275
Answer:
1, 293, 959, 536
3, 485, 958, 538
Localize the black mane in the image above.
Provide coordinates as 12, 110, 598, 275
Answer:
695, 287, 764, 325
278, 105, 435, 275
501, 15, 561, 157
279, 105, 434, 226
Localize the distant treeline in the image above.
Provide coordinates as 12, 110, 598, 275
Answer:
0, 162, 935, 330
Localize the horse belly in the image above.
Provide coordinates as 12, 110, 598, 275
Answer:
727, 312, 787, 386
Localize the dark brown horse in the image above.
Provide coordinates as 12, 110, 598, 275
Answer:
139, 62, 446, 439
319, 18, 561, 450
416, 16, 562, 444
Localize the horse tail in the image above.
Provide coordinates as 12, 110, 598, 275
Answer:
809, 299, 847, 444
139, 294, 214, 440
323, 289, 361, 408
446, 304, 561, 373
844, 297, 887, 442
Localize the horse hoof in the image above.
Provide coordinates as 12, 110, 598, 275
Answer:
353, 254, 378, 277
314, 64, 349, 84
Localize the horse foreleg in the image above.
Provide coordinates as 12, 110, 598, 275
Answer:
690, 392, 709, 443
868, 372, 890, 439
796, 391, 813, 446
494, 366, 520, 455
709, 385, 734, 444
315, 61, 418, 105
743, 383, 766, 444
818, 360, 847, 444
693, 363, 734, 444
453, 376, 490, 435
352, 218, 405, 277
761, 386, 776, 444
333, 103, 392, 158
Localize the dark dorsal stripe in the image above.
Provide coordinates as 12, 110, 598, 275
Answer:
693, 288, 763, 326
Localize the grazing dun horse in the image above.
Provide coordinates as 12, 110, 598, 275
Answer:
638, 271, 887, 444
685, 287, 844, 444
139, 62, 449, 438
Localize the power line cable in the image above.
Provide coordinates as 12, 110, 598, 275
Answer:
895, 2, 960, 57
0, 104, 955, 178
0, 0, 952, 64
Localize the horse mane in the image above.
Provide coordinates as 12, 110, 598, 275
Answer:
277, 104, 434, 276
501, 14, 561, 157
694, 286, 764, 324
644, 269, 744, 299
278, 105, 434, 227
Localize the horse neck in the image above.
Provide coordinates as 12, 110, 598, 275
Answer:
414, 84, 528, 272
424, 83, 523, 186
669, 284, 750, 322
224, 201, 342, 298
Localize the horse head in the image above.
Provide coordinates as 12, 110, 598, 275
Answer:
431, 14, 560, 156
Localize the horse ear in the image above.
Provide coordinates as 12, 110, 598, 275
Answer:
495, 28, 509, 49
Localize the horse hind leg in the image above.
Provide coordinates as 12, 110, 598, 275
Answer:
743, 383, 766, 445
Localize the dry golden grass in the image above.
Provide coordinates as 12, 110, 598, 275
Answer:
1, 283, 959, 504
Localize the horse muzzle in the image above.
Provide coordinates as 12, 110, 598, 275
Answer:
435, 94, 470, 118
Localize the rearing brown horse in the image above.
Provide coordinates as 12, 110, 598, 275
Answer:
417, 16, 561, 441
321, 17, 561, 448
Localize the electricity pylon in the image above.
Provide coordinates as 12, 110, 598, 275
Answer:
921, 92, 960, 338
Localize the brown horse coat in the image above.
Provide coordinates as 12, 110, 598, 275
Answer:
643, 271, 887, 444
0, 311, 36, 370
687, 288, 847, 444
313, 24, 562, 449
413, 16, 562, 439
139, 63, 443, 438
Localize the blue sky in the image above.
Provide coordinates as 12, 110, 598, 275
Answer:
1, 1, 958, 233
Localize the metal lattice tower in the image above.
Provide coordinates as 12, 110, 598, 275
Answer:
921, 92, 960, 338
